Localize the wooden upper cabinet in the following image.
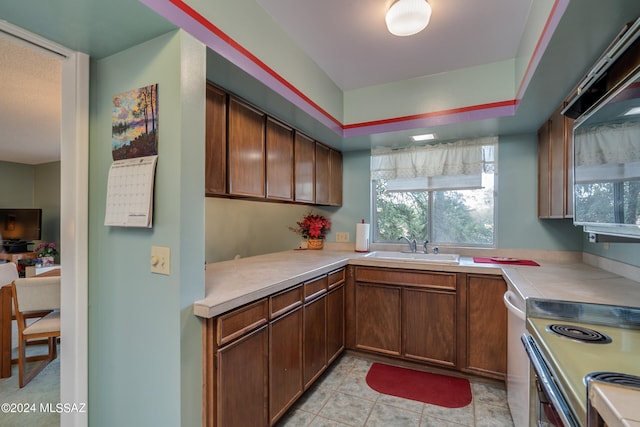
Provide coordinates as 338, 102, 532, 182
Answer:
294, 132, 315, 203
315, 143, 331, 205
205, 84, 227, 195
329, 149, 343, 206
538, 103, 574, 218
315, 142, 342, 206
204, 83, 343, 206
228, 97, 265, 197
265, 118, 294, 201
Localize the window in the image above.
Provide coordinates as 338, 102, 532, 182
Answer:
372, 138, 497, 246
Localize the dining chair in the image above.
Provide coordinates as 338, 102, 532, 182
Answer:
11, 276, 61, 387
0, 261, 18, 287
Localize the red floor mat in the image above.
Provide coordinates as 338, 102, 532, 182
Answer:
365, 363, 472, 408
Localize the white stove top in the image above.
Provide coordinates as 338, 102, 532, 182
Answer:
528, 317, 640, 425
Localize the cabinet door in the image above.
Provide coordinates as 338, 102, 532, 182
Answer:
269, 307, 303, 425
315, 142, 331, 205
228, 97, 265, 197
266, 118, 294, 201
326, 284, 345, 364
217, 325, 268, 427
538, 104, 574, 218
355, 282, 401, 356
303, 295, 327, 389
403, 288, 456, 367
464, 274, 507, 379
205, 84, 227, 195
294, 132, 315, 203
329, 148, 343, 206
538, 118, 551, 218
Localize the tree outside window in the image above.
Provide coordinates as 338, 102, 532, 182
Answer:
372, 138, 496, 246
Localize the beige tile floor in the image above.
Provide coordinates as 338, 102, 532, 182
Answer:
276, 354, 515, 427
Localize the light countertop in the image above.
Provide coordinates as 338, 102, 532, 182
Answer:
589, 382, 640, 427
195, 248, 640, 318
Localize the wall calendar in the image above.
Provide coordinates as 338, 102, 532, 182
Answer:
105, 83, 159, 228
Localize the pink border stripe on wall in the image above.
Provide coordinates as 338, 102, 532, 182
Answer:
343, 100, 517, 137
516, 0, 570, 101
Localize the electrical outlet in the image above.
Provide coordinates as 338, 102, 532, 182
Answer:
335, 232, 350, 242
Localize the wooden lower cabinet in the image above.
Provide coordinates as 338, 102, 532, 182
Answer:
204, 266, 508, 426
326, 284, 345, 364
216, 325, 268, 427
269, 306, 303, 425
203, 268, 346, 427
354, 282, 401, 356
403, 288, 456, 367
462, 274, 507, 379
349, 266, 505, 380
303, 294, 327, 389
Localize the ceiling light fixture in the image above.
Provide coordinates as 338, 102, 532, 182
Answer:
411, 133, 435, 142
623, 106, 640, 116
385, 0, 432, 37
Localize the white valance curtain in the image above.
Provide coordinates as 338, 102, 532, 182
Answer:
371, 137, 496, 191
575, 121, 640, 183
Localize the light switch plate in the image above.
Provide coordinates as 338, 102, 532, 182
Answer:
336, 232, 350, 242
151, 245, 171, 275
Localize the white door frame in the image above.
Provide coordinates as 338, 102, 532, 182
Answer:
0, 21, 89, 427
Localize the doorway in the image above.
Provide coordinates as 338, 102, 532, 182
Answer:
0, 21, 89, 427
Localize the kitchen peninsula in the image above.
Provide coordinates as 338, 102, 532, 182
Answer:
196, 248, 640, 427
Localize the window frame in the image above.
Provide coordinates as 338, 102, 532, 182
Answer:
371, 142, 498, 248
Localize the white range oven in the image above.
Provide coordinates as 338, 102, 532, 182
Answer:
521, 299, 640, 427
503, 288, 531, 427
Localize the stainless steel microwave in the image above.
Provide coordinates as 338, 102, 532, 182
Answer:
572, 67, 640, 239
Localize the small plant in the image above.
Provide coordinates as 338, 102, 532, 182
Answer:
35, 242, 58, 258
289, 212, 331, 240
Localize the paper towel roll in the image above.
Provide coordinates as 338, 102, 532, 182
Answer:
355, 223, 370, 252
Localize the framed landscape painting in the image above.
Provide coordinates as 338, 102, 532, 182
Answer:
112, 83, 158, 160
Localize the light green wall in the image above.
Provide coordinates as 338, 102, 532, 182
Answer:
205, 50, 342, 148
34, 161, 61, 247
496, 134, 583, 250
344, 60, 516, 124
0, 161, 35, 207
204, 198, 337, 263
0, 160, 61, 252
514, 0, 556, 91
190, 0, 343, 122
584, 238, 640, 267
88, 30, 205, 427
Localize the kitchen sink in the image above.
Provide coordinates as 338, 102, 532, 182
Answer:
363, 251, 460, 264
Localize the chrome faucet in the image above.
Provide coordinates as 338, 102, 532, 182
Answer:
422, 240, 429, 254
398, 236, 417, 253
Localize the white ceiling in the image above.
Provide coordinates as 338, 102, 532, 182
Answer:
0, 34, 61, 165
255, 0, 533, 91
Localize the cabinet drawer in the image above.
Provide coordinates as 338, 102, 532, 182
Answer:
217, 299, 269, 346
304, 275, 328, 302
270, 285, 303, 319
328, 268, 345, 289
355, 267, 456, 291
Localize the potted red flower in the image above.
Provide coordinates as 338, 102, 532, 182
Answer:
289, 212, 331, 249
